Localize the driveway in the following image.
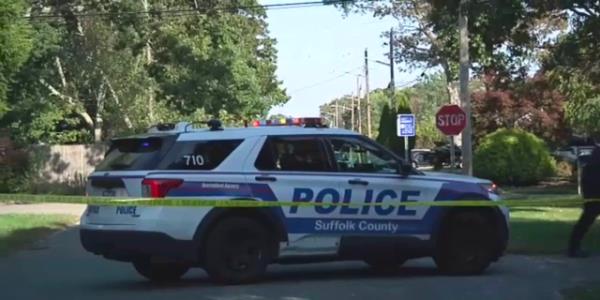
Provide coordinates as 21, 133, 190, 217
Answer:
0, 228, 599, 300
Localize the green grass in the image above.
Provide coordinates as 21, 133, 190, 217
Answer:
562, 283, 600, 300
508, 206, 600, 254
0, 214, 78, 256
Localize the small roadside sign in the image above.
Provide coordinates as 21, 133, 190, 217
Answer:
397, 114, 415, 162
397, 114, 416, 137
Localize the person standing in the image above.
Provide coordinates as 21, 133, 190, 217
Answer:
568, 145, 600, 258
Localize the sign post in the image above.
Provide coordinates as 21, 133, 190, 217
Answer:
397, 114, 416, 163
436, 105, 467, 168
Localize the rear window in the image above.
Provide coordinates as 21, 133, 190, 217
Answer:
158, 139, 243, 170
95, 136, 175, 171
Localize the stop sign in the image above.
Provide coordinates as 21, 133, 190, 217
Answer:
436, 105, 466, 136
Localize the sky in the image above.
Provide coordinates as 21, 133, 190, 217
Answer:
260, 1, 422, 117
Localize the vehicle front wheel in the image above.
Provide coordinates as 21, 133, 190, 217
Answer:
203, 217, 274, 285
132, 259, 190, 282
434, 210, 497, 275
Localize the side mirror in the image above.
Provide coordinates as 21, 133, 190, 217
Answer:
398, 164, 412, 177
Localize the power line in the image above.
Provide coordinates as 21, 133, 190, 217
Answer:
22, 0, 351, 20
290, 66, 362, 93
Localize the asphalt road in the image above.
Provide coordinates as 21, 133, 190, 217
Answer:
1, 228, 599, 300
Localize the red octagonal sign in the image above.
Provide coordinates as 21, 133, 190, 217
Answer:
436, 104, 466, 136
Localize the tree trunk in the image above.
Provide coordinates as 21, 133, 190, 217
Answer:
94, 82, 106, 142
446, 81, 460, 105
142, 0, 155, 123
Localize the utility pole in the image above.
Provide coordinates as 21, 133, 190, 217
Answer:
335, 98, 339, 128
459, 0, 472, 175
351, 97, 355, 131
356, 75, 362, 134
364, 49, 372, 138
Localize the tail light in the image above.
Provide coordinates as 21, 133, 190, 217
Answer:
142, 179, 183, 198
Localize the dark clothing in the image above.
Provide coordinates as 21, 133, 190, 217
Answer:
569, 202, 600, 252
569, 146, 600, 253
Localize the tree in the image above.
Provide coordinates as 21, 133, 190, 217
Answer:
404, 73, 447, 148
1, 0, 288, 144
375, 92, 416, 159
471, 74, 567, 146
542, 0, 600, 137
376, 103, 393, 147
0, 0, 32, 118
339, 1, 561, 102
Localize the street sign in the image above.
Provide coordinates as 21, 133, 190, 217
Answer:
397, 114, 416, 137
436, 105, 466, 136
397, 114, 415, 163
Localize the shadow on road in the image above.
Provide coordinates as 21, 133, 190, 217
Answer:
86, 263, 505, 291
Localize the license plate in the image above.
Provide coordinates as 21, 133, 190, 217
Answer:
102, 190, 116, 197
116, 206, 140, 217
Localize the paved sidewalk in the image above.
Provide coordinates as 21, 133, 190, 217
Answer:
0, 203, 86, 216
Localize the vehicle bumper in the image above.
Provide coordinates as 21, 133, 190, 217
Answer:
79, 229, 198, 263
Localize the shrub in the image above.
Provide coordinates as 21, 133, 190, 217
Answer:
0, 146, 30, 193
474, 129, 556, 185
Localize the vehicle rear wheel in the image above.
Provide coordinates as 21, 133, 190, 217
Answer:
132, 259, 189, 282
434, 211, 497, 275
203, 217, 273, 285
364, 257, 407, 273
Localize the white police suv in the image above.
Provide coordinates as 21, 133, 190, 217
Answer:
80, 118, 509, 284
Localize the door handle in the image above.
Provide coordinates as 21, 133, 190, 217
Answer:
255, 176, 277, 182
348, 179, 369, 186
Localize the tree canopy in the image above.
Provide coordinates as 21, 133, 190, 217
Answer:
0, 0, 288, 144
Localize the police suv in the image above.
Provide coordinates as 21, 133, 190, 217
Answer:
80, 118, 509, 284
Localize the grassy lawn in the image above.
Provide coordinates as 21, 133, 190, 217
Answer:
0, 214, 78, 256
500, 181, 600, 254
562, 283, 600, 300
508, 206, 600, 254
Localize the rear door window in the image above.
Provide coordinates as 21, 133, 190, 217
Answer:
255, 136, 332, 172
95, 136, 176, 171
159, 139, 243, 170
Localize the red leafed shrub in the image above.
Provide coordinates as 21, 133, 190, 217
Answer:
472, 74, 568, 146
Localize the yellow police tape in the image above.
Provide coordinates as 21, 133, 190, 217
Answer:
0, 193, 596, 208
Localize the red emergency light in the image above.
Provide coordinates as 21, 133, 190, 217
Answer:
250, 117, 325, 128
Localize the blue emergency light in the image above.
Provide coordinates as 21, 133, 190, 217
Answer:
251, 117, 324, 128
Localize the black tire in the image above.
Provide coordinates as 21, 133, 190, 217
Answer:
434, 211, 497, 275
203, 217, 273, 285
364, 257, 407, 273
132, 259, 189, 282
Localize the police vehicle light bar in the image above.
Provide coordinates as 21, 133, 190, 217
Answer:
251, 117, 324, 127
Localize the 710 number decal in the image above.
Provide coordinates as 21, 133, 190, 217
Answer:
184, 155, 205, 166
